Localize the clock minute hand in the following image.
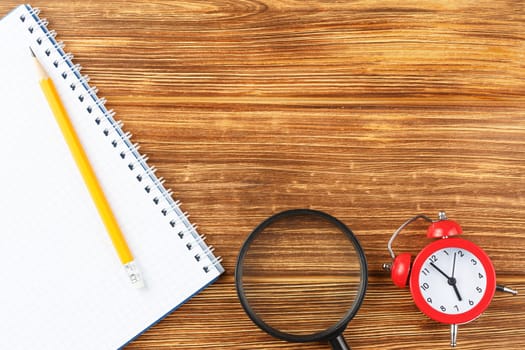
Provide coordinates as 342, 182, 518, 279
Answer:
430, 262, 451, 279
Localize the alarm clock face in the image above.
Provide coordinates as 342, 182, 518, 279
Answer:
409, 238, 496, 325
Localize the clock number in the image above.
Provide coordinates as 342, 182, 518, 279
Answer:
429, 255, 438, 263
476, 286, 483, 293
422, 267, 430, 276
469, 299, 474, 306
440, 305, 446, 312
421, 282, 430, 291
457, 250, 464, 258
426, 297, 432, 304
479, 272, 484, 279
471, 258, 478, 265
454, 305, 459, 312
443, 250, 449, 256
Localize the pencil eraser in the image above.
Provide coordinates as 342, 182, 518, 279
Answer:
124, 261, 145, 289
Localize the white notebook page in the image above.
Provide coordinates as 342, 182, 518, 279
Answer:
0, 5, 222, 349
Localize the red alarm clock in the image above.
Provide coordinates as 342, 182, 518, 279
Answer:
383, 212, 517, 347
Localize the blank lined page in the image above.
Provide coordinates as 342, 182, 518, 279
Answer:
0, 5, 222, 349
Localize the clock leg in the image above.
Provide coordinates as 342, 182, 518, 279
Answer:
450, 324, 458, 347
496, 284, 518, 295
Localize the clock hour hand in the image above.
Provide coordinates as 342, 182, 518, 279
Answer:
430, 262, 463, 301
451, 284, 462, 302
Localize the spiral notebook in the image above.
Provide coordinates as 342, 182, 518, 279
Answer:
0, 4, 223, 349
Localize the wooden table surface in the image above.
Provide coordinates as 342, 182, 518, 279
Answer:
2, 1, 523, 349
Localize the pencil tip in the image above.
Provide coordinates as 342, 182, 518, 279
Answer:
29, 46, 36, 57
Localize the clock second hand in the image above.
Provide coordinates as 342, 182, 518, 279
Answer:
451, 252, 457, 278
429, 261, 463, 302
450, 253, 462, 301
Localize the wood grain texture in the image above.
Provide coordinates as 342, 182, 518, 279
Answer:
1, 0, 524, 348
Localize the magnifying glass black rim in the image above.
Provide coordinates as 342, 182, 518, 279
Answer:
235, 208, 368, 344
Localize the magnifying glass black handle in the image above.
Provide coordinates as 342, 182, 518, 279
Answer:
329, 335, 350, 350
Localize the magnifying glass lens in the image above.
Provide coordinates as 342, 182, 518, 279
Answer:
240, 212, 364, 337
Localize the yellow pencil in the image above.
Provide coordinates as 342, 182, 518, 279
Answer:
31, 47, 144, 288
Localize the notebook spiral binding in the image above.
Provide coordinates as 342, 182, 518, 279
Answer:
20, 6, 223, 274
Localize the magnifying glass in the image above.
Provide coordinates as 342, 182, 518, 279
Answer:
235, 209, 368, 349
